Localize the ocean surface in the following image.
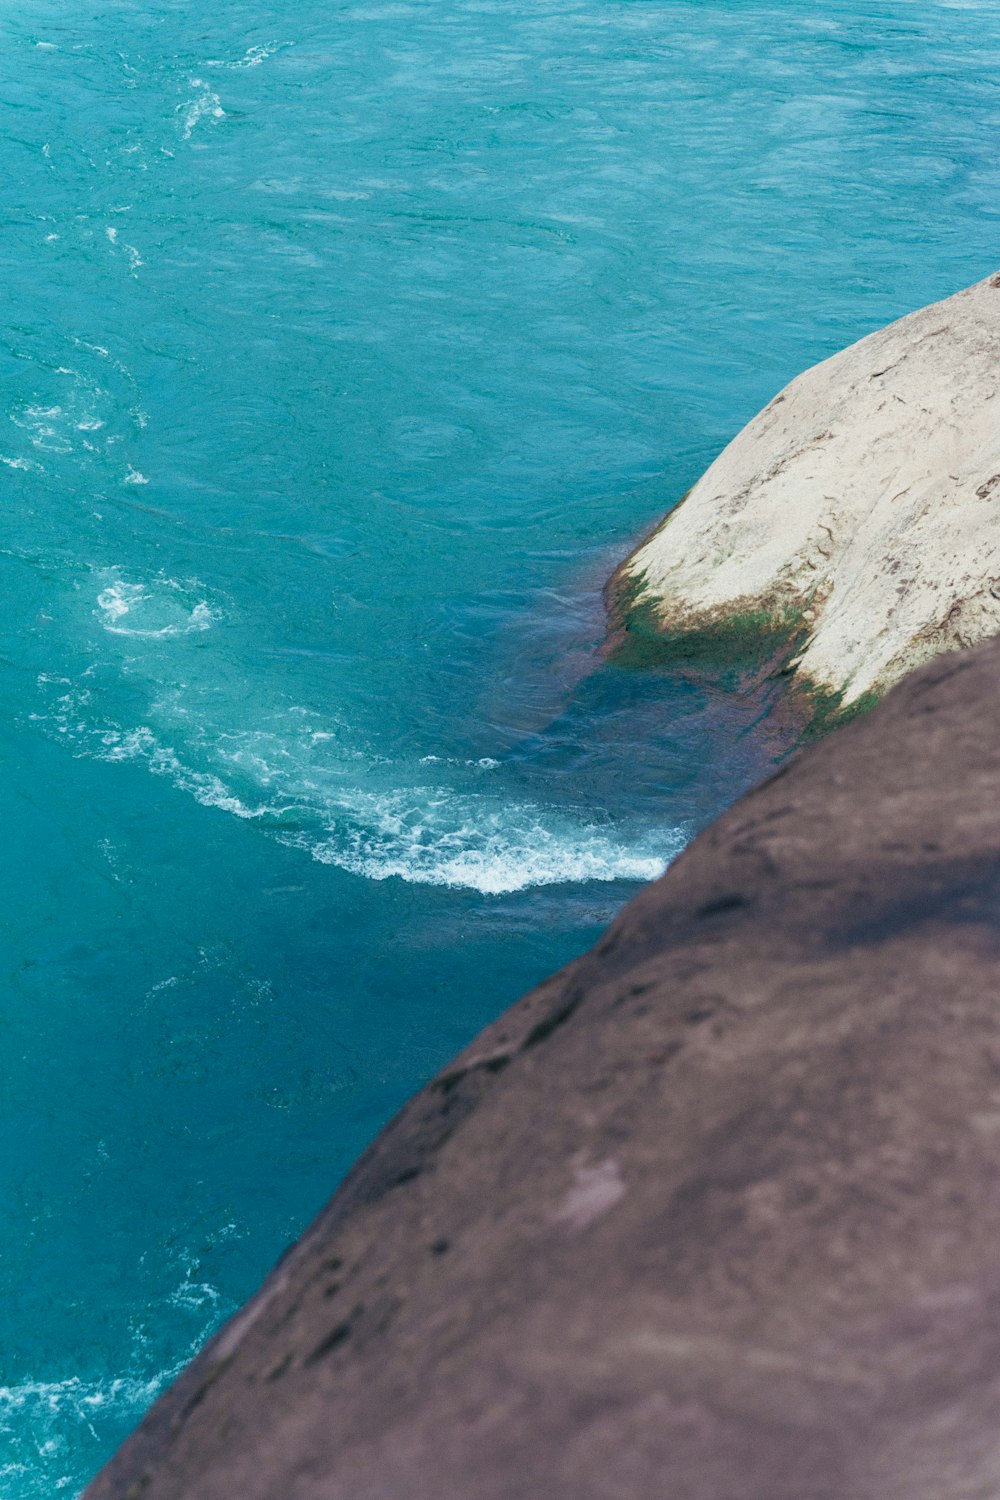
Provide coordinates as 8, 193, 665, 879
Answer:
2, 0, 998, 1490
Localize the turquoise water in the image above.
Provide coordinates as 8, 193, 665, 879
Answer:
2, 0, 998, 1490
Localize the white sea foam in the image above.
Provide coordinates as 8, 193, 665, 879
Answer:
102, 721, 676, 892
107, 226, 144, 271
0, 1259, 230, 1497
179, 81, 225, 140
13, 403, 72, 454
99, 725, 266, 819
302, 827, 670, 894
294, 787, 675, 893
0, 1368, 171, 1496
8, 359, 139, 470
205, 42, 288, 69
0, 1370, 163, 1435
95, 578, 218, 638
35, 658, 679, 895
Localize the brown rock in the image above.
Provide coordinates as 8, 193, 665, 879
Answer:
87, 636, 1000, 1500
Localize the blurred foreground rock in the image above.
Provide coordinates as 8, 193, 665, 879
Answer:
87, 635, 1000, 1500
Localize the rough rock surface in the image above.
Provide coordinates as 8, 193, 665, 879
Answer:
609, 272, 1000, 716
88, 635, 1000, 1500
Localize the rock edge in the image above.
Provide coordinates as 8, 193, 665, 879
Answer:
87, 632, 1000, 1500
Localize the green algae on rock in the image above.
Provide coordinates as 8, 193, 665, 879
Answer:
608, 271, 1000, 722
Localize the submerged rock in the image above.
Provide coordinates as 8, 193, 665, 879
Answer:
88, 634, 1000, 1499
608, 271, 1000, 721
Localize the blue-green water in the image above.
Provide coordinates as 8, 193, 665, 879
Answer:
1, 0, 998, 1490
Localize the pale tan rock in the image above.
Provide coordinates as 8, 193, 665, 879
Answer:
612, 271, 1000, 713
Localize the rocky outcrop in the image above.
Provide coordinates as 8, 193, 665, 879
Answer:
608, 272, 1000, 720
88, 633, 1000, 1500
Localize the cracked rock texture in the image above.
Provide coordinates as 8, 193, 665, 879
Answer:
610, 271, 1000, 713
87, 633, 1000, 1500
